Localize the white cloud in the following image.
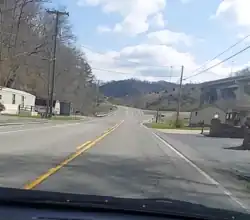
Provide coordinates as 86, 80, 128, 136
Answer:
150, 13, 165, 28
237, 33, 245, 39
82, 43, 235, 82
180, 0, 192, 3
214, 0, 250, 28
77, 0, 166, 35
236, 33, 250, 44
97, 25, 111, 33
75, 0, 239, 82
147, 29, 193, 47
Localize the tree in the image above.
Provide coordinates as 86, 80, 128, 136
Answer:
0, 0, 97, 115
231, 67, 250, 77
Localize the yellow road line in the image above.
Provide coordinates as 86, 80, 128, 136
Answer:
23, 120, 124, 190
76, 141, 91, 150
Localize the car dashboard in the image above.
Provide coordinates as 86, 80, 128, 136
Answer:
0, 205, 182, 220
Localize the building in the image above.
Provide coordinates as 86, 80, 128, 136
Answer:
190, 104, 226, 126
0, 87, 36, 115
35, 98, 72, 116
200, 74, 250, 106
190, 73, 250, 126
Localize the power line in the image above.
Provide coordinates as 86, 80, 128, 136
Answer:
91, 67, 132, 75
82, 45, 180, 69
190, 34, 250, 75
184, 44, 250, 80
91, 66, 180, 77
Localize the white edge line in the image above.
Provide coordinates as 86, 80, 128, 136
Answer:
141, 123, 248, 211
0, 122, 81, 135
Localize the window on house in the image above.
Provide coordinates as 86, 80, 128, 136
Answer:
195, 111, 198, 116
0, 95, 2, 100
173, 88, 175, 91
12, 94, 16, 104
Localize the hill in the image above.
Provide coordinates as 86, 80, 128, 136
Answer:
100, 79, 176, 97
100, 79, 201, 111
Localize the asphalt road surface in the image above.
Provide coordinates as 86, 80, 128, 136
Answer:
0, 107, 248, 213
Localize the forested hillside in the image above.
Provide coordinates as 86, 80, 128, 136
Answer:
100, 79, 201, 111
100, 79, 176, 97
0, 0, 98, 114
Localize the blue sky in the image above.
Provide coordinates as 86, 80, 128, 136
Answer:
50, 0, 250, 82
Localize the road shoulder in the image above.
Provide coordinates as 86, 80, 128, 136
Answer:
155, 131, 250, 211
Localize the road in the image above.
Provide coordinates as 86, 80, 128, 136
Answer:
0, 106, 248, 213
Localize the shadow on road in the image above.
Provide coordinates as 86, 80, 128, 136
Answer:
224, 145, 249, 151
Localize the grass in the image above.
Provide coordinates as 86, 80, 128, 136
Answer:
51, 115, 81, 120
2, 113, 81, 120
144, 122, 209, 130
144, 122, 172, 129
2, 114, 41, 119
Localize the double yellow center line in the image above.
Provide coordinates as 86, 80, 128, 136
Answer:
24, 120, 124, 190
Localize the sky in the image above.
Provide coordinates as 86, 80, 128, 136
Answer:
50, 0, 250, 83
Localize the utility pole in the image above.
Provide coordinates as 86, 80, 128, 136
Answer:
175, 65, 184, 127
96, 80, 100, 106
46, 10, 69, 117
169, 66, 173, 82
45, 56, 51, 118
0, 0, 6, 86
94, 80, 100, 115
0, 8, 3, 86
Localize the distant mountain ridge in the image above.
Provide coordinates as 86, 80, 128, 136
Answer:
100, 79, 201, 111
100, 79, 176, 98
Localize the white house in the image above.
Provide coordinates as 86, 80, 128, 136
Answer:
0, 87, 36, 115
190, 105, 226, 126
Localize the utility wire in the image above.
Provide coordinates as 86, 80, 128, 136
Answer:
82, 45, 180, 69
190, 34, 250, 75
91, 66, 180, 77
184, 44, 250, 80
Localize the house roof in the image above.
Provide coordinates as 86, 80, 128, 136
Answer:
0, 87, 35, 97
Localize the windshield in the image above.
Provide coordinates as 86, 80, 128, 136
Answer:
1, 0, 250, 218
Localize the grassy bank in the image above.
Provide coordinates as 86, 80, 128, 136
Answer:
2, 113, 82, 121
144, 121, 208, 130
51, 115, 82, 120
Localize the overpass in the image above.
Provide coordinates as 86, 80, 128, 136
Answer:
200, 75, 250, 106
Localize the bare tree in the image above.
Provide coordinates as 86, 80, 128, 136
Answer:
0, 0, 97, 115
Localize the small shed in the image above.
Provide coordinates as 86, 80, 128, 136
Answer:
0, 87, 36, 115
190, 105, 226, 126
35, 98, 72, 116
